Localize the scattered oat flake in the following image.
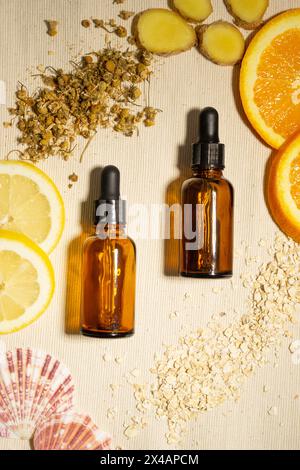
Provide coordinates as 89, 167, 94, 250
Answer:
268, 406, 278, 416
289, 340, 300, 354
212, 287, 220, 294
124, 414, 148, 439
234, 248, 243, 258
115, 355, 123, 364
169, 311, 178, 320
131, 234, 300, 444
291, 351, 300, 365
103, 353, 112, 362
110, 383, 120, 393
107, 407, 117, 420
124, 425, 138, 439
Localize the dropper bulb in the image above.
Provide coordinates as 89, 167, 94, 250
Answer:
100, 165, 120, 200
199, 107, 220, 143
192, 106, 225, 169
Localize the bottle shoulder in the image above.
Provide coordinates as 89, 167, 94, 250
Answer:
182, 176, 234, 204
182, 175, 233, 189
127, 235, 136, 251
83, 234, 136, 252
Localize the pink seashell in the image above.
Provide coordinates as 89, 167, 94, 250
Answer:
33, 413, 112, 450
0, 348, 75, 439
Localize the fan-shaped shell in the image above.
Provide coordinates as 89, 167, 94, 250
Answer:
33, 413, 112, 450
0, 348, 75, 439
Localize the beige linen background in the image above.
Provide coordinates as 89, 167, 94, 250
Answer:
0, 0, 300, 450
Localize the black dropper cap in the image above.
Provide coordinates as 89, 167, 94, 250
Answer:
192, 107, 225, 170
94, 165, 126, 225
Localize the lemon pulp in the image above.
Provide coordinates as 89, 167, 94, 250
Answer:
290, 154, 300, 209
0, 230, 54, 334
0, 250, 39, 321
0, 161, 65, 253
0, 174, 51, 245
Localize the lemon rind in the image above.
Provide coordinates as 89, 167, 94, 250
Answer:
0, 229, 55, 334
0, 161, 65, 253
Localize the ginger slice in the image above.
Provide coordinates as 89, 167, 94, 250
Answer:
197, 21, 245, 66
173, 0, 213, 23
224, 0, 269, 30
136, 9, 196, 55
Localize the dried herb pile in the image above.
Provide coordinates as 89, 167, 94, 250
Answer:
9, 48, 157, 161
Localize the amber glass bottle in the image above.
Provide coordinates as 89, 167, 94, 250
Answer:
180, 107, 234, 278
81, 166, 136, 338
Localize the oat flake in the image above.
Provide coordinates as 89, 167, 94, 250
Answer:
133, 235, 300, 444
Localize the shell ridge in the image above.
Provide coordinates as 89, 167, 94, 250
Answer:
0, 348, 75, 439
33, 412, 113, 451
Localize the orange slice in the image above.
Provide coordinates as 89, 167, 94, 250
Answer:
268, 132, 300, 242
240, 9, 300, 149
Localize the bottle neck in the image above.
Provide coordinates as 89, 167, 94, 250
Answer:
192, 167, 223, 178
95, 223, 127, 238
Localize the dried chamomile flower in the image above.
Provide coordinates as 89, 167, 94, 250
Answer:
138, 50, 153, 66
81, 19, 91, 28
82, 55, 93, 64
127, 36, 136, 45
91, 18, 128, 39
9, 46, 157, 161
109, 18, 117, 28
115, 26, 127, 37
130, 86, 141, 100
143, 107, 158, 127
92, 18, 105, 28
45, 20, 58, 36
119, 10, 134, 20
68, 172, 78, 183
3, 121, 12, 128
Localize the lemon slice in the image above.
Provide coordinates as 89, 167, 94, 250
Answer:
0, 230, 54, 334
0, 161, 65, 253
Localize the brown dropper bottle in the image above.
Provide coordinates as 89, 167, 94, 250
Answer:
180, 107, 234, 278
81, 166, 136, 338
